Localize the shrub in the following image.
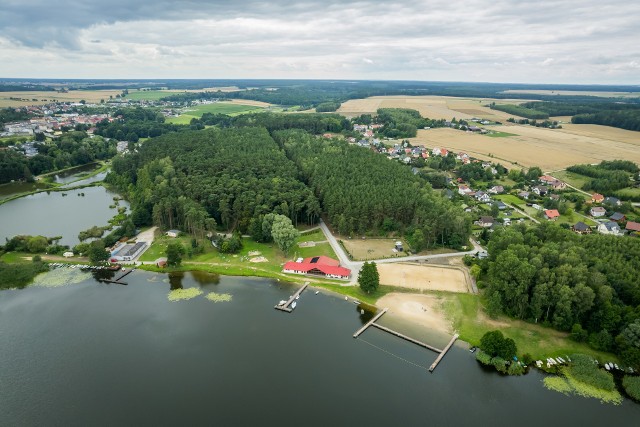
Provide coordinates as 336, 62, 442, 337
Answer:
475, 349, 492, 365
622, 376, 640, 401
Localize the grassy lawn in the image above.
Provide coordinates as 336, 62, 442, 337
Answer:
553, 170, 591, 189
495, 194, 526, 206
442, 292, 619, 362
166, 103, 264, 124
615, 187, 640, 198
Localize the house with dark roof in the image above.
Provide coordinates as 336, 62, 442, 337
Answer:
477, 216, 495, 227
572, 222, 592, 234
598, 221, 623, 236
609, 212, 626, 222
604, 196, 622, 206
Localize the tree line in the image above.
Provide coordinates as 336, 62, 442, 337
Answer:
479, 222, 640, 369
566, 160, 638, 193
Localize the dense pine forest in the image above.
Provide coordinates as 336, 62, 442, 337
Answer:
275, 129, 470, 248
481, 223, 640, 369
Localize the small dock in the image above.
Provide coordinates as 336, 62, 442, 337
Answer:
274, 282, 308, 312
101, 268, 135, 285
353, 307, 458, 373
429, 334, 459, 372
353, 308, 388, 337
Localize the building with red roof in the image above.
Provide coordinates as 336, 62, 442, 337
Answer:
283, 256, 350, 279
544, 209, 560, 220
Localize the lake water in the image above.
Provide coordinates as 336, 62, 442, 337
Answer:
52, 163, 102, 184
0, 186, 128, 247
1, 271, 638, 426
0, 181, 50, 200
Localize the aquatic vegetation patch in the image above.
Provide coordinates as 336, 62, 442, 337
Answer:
205, 292, 232, 303
543, 377, 572, 395
543, 367, 623, 405
168, 288, 203, 301
30, 268, 92, 288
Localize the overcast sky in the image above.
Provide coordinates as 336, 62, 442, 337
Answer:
1, 0, 639, 84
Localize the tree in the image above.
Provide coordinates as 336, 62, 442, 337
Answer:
88, 240, 110, 263
271, 215, 299, 254
358, 261, 379, 294
480, 330, 517, 359
525, 166, 542, 181
166, 241, 185, 266
26, 235, 48, 253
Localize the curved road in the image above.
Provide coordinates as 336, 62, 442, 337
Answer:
318, 219, 484, 285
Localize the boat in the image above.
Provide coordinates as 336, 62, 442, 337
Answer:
614, 363, 619, 370
291, 301, 297, 309
278, 300, 287, 306
295, 295, 300, 300
605, 363, 611, 370
315, 291, 319, 295
469, 346, 477, 353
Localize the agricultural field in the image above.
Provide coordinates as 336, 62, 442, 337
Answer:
377, 263, 471, 293
0, 90, 123, 107
166, 101, 267, 124
338, 95, 530, 121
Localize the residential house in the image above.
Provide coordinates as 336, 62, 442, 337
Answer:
590, 206, 607, 217
533, 185, 548, 196
477, 216, 495, 227
572, 222, 592, 234
549, 194, 560, 201
544, 209, 560, 220
598, 221, 623, 236
604, 197, 622, 207
625, 221, 640, 234
518, 191, 530, 199
609, 212, 626, 222
458, 185, 473, 196
495, 201, 508, 210
475, 191, 491, 203
591, 193, 605, 204
503, 218, 511, 226
488, 185, 504, 194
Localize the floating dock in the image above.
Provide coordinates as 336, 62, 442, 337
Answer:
353, 307, 458, 373
274, 282, 308, 312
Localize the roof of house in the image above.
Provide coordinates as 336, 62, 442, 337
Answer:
480, 216, 495, 224
610, 212, 626, 221
601, 221, 620, 232
604, 196, 620, 204
539, 175, 556, 182
573, 222, 590, 231
626, 221, 640, 232
591, 206, 606, 213
302, 256, 340, 266
592, 193, 604, 201
283, 261, 351, 277
544, 209, 560, 218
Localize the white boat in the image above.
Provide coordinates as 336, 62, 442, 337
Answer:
291, 301, 297, 309
315, 291, 319, 295
614, 363, 619, 370
605, 363, 611, 370
295, 295, 300, 300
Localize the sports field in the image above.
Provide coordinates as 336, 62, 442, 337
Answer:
377, 263, 470, 293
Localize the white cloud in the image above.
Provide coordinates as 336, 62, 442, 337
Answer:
0, 0, 639, 83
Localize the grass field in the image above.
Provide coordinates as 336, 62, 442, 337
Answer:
494, 194, 526, 206
166, 102, 265, 124
442, 292, 619, 362
377, 263, 470, 293
340, 238, 407, 261
552, 170, 592, 189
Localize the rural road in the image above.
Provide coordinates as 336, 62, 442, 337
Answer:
503, 202, 540, 224
319, 219, 484, 285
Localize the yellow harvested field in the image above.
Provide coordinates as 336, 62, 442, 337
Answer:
411, 124, 640, 171
377, 263, 470, 293
0, 90, 123, 107
338, 95, 531, 121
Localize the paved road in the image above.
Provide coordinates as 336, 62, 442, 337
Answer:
318, 219, 485, 285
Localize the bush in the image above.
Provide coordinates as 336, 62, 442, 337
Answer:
622, 376, 640, 401
491, 357, 509, 374
475, 349, 492, 365
567, 354, 615, 392
508, 362, 525, 376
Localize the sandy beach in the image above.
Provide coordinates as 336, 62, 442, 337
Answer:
377, 293, 453, 334
377, 263, 470, 293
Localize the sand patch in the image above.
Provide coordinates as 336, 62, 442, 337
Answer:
378, 263, 470, 293
298, 241, 316, 248
378, 293, 452, 334
250, 256, 268, 263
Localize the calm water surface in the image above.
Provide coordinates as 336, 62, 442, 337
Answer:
0, 185, 127, 246
0, 271, 638, 426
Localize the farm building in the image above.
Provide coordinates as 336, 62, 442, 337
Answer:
283, 256, 350, 280
110, 242, 147, 262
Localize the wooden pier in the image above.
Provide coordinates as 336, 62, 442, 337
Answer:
371, 323, 442, 353
101, 268, 134, 285
274, 282, 308, 312
429, 334, 459, 372
353, 308, 388, 337
353, 307, 459, 373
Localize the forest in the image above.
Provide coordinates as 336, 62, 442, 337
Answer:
480, 222, 640, 369
276, 129, 471, 248
95, 107, 188, 141
106, 127, 321, 234
375, 108, 446, 138
0, 107, 30, 126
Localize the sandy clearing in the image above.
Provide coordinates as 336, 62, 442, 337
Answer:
377, 263, 470, 293
377, 293, 453, 334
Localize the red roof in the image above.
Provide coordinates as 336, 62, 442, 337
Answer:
626, 221, 640, 232
592, 193, 604, 202
544, 209, 560, 218
302, 256, 339, 266
283, 261, 351, 277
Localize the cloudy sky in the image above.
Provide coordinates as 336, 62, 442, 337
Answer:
1, 0, 639, 84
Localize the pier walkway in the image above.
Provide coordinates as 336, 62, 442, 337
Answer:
275, 282, 308, 312
353, 308, 458, 372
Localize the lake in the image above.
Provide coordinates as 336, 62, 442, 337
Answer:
0, 186, 128, 247
51, 163, 102, 185
0, 271, 638, 426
